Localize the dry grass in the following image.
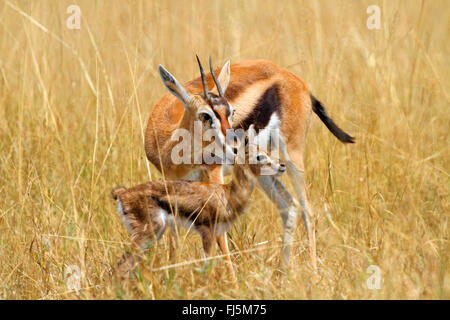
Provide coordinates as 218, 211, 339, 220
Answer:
0, 0, 448, 300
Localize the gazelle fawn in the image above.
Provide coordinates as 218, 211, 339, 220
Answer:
146, 58, 354, 270
113, 133, 286, 281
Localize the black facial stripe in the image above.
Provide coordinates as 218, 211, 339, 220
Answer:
238, 84, 281, 131
203, 90, 229, 106
213, 104, 231, 119
212, 109, 222, 123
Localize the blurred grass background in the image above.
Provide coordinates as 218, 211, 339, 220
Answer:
0, 0, 448, 299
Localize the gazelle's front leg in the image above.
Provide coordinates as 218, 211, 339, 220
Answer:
286, 162, 317, 270
258, 175, 299, 268
216, 233, 237, 283
207, 165, 238, 282
208, 165, 224, 184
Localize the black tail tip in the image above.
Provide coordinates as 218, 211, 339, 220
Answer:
339, 133, 355, 144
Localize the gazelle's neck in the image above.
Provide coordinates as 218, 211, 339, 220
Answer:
164, 104, 198, 166
227, 164, 258, 215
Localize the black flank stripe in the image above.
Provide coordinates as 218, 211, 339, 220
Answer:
238, 84, 281, 131
212, 109, 222, 123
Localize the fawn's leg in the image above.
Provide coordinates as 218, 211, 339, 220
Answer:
216, 233, 237, 283
198, 227, 214, 272
201, 229, 214, 260
167, 216, 178, 265
116, 196, 166, 278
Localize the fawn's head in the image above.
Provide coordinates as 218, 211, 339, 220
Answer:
249, 148, 286, 176
238, 125, 286, 176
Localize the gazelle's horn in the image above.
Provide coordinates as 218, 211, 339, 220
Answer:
196, 55, 209, 97
209, 56, 224, 97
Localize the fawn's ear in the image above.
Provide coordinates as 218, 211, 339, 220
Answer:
244, 124, 256, 148
158, 65, 192, 110
211, 60, 230, 96
244, 135, 249, 146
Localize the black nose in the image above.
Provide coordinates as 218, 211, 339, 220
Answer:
279, 163, 286, 172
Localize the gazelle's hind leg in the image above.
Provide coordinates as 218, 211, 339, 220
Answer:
286, 161, 317, 270
258, 175, 299, 268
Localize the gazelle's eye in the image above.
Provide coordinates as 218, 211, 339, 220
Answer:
198, 113, 212, 123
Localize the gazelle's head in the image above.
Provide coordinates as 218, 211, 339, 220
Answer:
158, 56, 236, 160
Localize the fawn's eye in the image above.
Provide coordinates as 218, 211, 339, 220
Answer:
256, 155, 266, 162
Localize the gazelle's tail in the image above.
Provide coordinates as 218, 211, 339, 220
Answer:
311, 94, 355, 143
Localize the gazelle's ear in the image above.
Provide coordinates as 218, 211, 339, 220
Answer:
158, 65, 191, 110
211, 60, 230, 96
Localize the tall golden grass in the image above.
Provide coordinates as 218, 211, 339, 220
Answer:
0, 0, 448, 299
